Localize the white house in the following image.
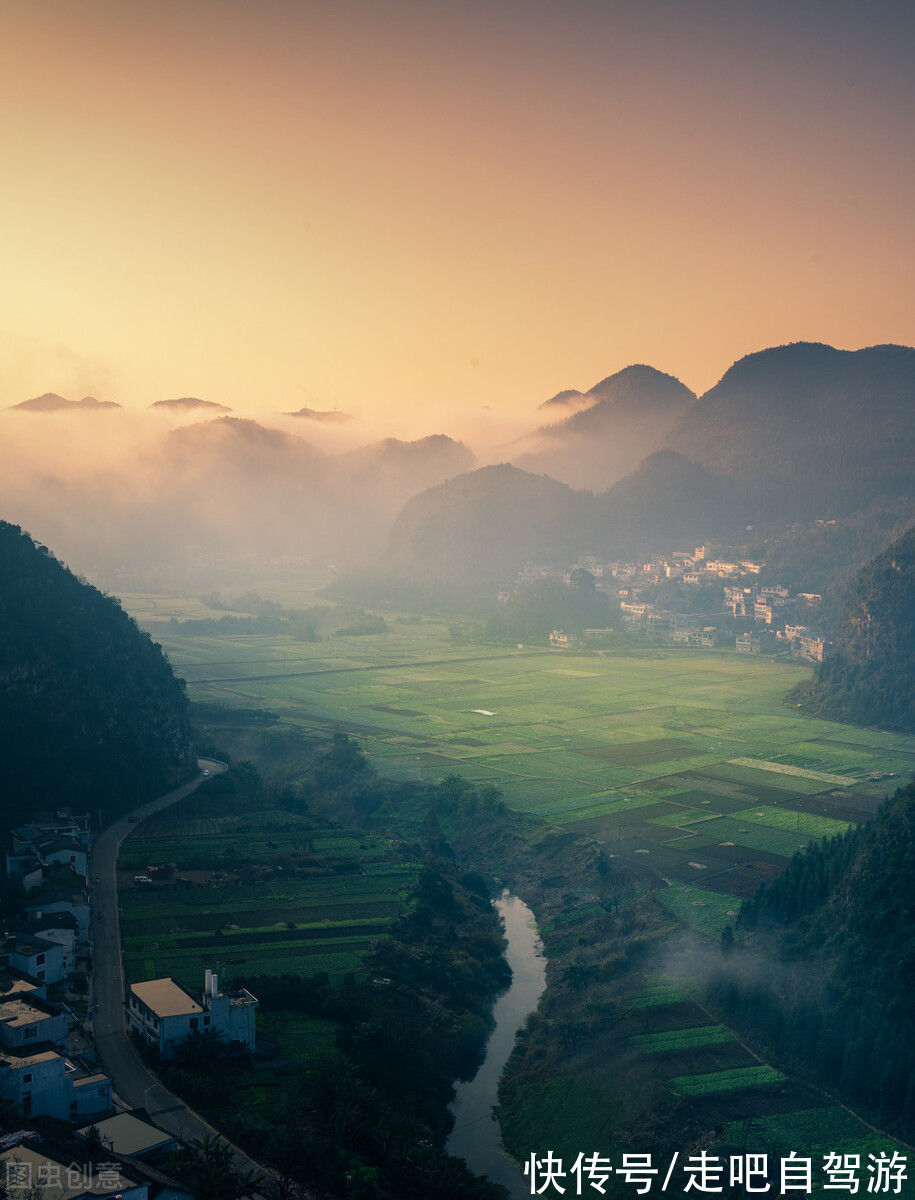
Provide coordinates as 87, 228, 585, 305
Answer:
0, 933, 67, 986
24, 876, 91, 937
0, 1049, 70, 1119
33, 836, 88, 879
128, 970, 257, 1060
0, 996, 68, 1051
22, 913, 79, 975
0, 1049, 111, 1121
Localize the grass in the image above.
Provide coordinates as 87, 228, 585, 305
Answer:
119, 806, 417, 988
723, 1104, 910, 1158
628, 1025, 735, 1053
626, 983, 693, 1008
116, 599, 915, 834
731, 805, 853, 838
670, 1065, 786, 1096
655, 884, 740, 936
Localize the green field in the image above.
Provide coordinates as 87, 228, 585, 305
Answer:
670, 1064, 786, 1095
119, 597, 915, 1181
655, 884, 741, 936
628, 1024, 735, 1053
120, 603, 915, 839
119, 806, 417, 989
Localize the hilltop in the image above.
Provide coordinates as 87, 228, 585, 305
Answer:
515, 364, 696, 490
663, 342, 915, 515
10, 392, 121, 413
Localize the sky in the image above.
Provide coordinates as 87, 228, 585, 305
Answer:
1, 0, 913, 435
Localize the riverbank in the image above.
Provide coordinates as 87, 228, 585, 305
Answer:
447, 892, 546, 1199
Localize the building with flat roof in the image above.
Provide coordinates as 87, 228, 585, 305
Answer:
0, 996, 68, 1051
128, 970, 256, 1060
0, 1143, 146, 1200
77, 1112, 176, 1159
0, 1048, 110, 1121
0, 933, 67, 986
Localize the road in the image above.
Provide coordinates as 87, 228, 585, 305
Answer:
90, 757, 269, 1185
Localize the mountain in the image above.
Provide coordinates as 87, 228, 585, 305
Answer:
342, 435, 474, 495
284, 405, 353, 422
160, 415, 326, 473
515, 365, 697, 490
10, 393, 121, 412
599, 450, 748, 552
150, 397, 232, 412
387, 464, 596, 582
0, 522, 193, 827
716, 777, 915, 1137
663, 342, 915, 516
791, 523, 915, 731
384, 451, 745, 585
539, 388, 586, 411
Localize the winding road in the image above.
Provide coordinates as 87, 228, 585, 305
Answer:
90, 757, 268, 1184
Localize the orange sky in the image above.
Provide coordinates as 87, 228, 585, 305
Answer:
1, 0, 913, 435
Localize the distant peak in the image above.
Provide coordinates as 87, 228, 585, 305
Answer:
151, 397, 232, 412
9, 392, 121, 413
283, 405, 353, 423
539, 388, 584, 410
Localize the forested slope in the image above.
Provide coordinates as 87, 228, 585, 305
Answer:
0, 521, 193, 828
713, 779, 915, 1134
792, 523, 915, 731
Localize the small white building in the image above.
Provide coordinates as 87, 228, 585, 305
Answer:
24, 875, 91, 936
128, 970, 257, 1061
1, 933, 67, 985
0, 996, 68, 1051
0, 1048, 111, 1122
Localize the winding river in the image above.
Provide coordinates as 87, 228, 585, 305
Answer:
446, 890, 546, 1198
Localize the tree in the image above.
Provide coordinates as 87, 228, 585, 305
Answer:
175, 1134, 261, 1200
570, 568, 597, 593
81, 1124, 104, 1164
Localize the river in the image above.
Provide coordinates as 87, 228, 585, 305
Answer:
446, 890, 546, 1198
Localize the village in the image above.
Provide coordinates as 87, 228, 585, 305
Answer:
508, 544, 832, 662
1, 808, 257, 1200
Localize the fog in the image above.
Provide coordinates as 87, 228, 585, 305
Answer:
0, 397, 540, 590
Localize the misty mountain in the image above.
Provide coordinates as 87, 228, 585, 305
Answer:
388, 464, 596, 583
160, 415, 327, 473
0, 416, 480, 584
150, 396, 232, 412
341, 434, 474, 493
599, 450, 747, 548
284, 405, 354, 422
791, 523, 915, 731
10, 392, 122, 412
386, 452, 744, 584
539, 388, 587, 411
663, 342, 915, 515
0, 521, 192, 826
515, 365, 697, 490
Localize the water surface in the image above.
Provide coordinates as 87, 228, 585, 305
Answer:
446, 890, 546, 1198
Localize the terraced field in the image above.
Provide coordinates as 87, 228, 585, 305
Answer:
615, 975, 909, 1188
119, 808, 417, 988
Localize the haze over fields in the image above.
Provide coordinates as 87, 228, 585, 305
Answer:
2, 341, 912, 596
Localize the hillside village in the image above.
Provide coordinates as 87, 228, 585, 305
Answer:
1, 809, 257, 1200
512, 543, 831, 661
